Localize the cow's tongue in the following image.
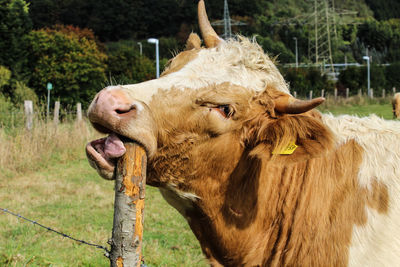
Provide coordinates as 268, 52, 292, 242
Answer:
104, 133, 126, 159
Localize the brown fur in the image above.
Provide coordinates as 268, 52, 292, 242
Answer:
186, 32, 202, 50
161, 49, 199, 77
144, 83, 388, 266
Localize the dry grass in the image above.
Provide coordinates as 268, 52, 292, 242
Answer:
0, 118, 97, 176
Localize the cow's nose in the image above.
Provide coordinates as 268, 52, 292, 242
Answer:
95, 89, 134, 114
89, 89, 142, 126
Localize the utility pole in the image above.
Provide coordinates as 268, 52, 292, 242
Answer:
293, 37, 298, 68
147, 38, 159, 78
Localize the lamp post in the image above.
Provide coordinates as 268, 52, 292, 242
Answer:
137, 42, 142, 55
293, 37, 298, 68
147, 38, 159, 78
363, 55, 370, 97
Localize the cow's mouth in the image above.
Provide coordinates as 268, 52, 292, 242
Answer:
86, 132, 128, 172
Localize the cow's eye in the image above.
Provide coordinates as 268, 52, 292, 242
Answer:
218, 105, 234, 118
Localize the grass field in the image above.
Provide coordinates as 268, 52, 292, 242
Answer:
0, 158, 207, 266
0, 99, 396, 266
319, 98, 393, 119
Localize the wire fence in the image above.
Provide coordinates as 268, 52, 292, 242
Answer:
0, 100, 85, 130
0, 207, 111, 258
1, 207, 149, 266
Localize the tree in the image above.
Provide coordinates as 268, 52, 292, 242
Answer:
256, 35, 295, 64
0, 0, 32, 78
23, 25, 107, 107
365, 0, 400, 20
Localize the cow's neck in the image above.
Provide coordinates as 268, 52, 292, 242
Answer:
186, 140, 387, 266
149, 131, 388, 266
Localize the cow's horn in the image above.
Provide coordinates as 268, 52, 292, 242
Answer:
274, 94, 325, 114
198, 0, 223, 48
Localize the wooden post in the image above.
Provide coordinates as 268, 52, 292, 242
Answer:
346, 88, 349, 99
370, 88, 374, 99
293, 91, 297, 98
393, 87, 396, 95
24, 100, 33, 130
334, 88, 338, 101
382, 89, 386, 98
321, 89, 325, 98
309, 90, 313, 100
110, 142, 147, 267
54, 101, 60, 125
77, 103, 82, 122
358, 89, 362, 97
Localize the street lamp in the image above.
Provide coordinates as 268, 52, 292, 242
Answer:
147, 38, 159, 78
363, 55, 370, 97
137, 42, 142, 56
293, 37, 298, 68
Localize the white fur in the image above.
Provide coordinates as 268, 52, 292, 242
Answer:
323, 114, 400, 266
105, 38, 289, 106
159, 185, 199, 219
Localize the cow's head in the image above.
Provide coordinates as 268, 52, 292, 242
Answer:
86, 0, 332, 184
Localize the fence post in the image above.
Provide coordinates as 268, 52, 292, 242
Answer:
77, 103, 82, 122
321, 89, 325, 98
393, 87, 396, 95
346, 88, 349, 99
309, 90, 313, 100
382, 89, 386, 98
293, 91, 297, 98
110, 142, 147, 267
54, 101, 60, 125
358, 89, 362, 97
334, 88, 338, 101
24, 100, 33, 130
370, 88, 374, 99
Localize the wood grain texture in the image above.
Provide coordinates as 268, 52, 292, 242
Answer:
110, 142, 147, 267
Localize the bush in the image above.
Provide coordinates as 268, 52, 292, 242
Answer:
280, 67, 334, 97
0, 94, 23, 129
13, 81, 39, 105
106, 40, 155, 84
385, 62, 400, 90
23, 25, 107, 107
0, 66, 11, 90
338, 64, 388, 93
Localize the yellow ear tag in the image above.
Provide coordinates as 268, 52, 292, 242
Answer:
272, 141, 298, 155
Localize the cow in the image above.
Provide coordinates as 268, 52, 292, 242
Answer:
392, 92, 400, 119
85, 1, 400, 266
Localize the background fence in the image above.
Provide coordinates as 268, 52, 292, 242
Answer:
292, 87, 397, 100
20, 101, 84, 130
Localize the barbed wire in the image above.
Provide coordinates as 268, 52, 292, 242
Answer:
0, 207, 111, 258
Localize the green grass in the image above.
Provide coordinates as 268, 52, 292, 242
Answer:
318, 97, 394, 120
0, 143, 207, 267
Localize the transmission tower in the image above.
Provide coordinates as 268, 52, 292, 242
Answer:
211, 0, 246, 39
272, 0, 358, 74
307, 0, 335, 73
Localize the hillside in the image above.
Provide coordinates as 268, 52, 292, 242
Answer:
25, 0, 390, 42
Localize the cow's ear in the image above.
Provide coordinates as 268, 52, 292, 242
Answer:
243, 91, 334, 163
186, 33, 201, 50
